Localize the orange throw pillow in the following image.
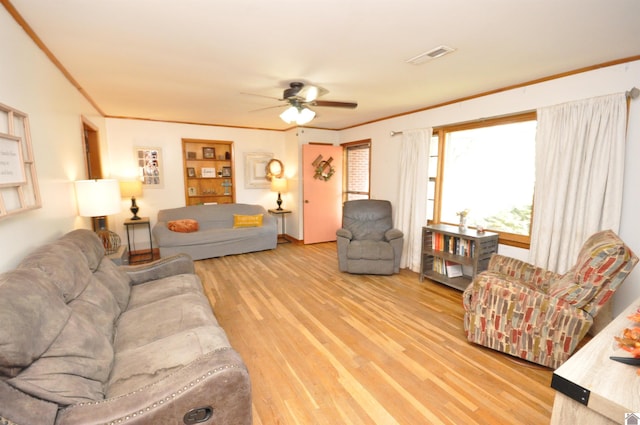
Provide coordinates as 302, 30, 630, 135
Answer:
167, 219, 199, 233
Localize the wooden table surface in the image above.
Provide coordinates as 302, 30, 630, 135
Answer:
551, 297, 640, 423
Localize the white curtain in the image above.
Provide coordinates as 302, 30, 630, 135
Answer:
529, 93, 628, 273
395, 128, 431, 272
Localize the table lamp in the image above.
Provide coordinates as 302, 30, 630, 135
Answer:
271, 177, 287, 211
119, 180, 143, 220
75, 179, 122, 254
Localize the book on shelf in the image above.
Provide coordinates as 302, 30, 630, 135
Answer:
430, 232, 475, 257
431, 258, 464, 278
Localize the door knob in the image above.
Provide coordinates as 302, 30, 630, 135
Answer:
305, 200, 309, 203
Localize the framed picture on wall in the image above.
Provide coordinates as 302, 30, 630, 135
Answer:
135, 147, 163, 188
201, 167, 216, 178
244, 152, 273, 189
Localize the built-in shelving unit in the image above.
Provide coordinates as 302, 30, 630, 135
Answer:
419, 224, 498, 291
182, 139, 235, 206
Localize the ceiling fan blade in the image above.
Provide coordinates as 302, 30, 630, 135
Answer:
249, 104, 287, 112
313, 100, 358, 109
300, 85, 329, 102
240, 92, 281, 101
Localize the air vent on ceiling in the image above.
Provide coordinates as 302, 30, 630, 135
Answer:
406, 45, 455, 65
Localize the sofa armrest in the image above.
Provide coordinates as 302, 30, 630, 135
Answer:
55, 347, 251, 425
486, 253, 560, 292
0, 380, 58, 425
336, 228, 352, 240
385, 228, 403, 241
119, 254, 195, 285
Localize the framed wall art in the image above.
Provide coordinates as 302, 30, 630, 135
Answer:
244, 152, 273, 189
0, 103, 41, 220
135, 147, 163, 188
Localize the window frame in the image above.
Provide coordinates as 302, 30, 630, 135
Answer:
341, 139, 371, 202
432, 111, 536, 248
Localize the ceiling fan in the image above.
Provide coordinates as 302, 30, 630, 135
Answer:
250, 81, 358, 125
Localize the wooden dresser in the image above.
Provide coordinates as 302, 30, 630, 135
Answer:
551, 297, 640, 424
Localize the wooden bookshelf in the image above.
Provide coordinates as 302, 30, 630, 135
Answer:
420, 224, 498, 291
182, 139, 235, 206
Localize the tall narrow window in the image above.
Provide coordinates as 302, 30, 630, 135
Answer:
342, 139, 370, 202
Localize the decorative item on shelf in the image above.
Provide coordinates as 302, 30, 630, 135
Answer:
456, 209, 469, 231
221, 166, 232, 177
312, 154, 335, 181
74, 179, 122, 254
187, 151, 197, 160
119, 180, 143, 220
201, 167, 216, 178
202, 147, 215, 159
186, 167, 196, 177
271, 177, 288, 211
222, 179, 232, 195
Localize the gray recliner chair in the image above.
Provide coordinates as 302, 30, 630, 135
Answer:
336, 199, 404, 275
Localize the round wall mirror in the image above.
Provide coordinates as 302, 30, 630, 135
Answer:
265, 159, 284, 181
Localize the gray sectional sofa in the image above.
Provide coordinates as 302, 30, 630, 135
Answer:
0, 229, 251, 425
153, 203, 278, 260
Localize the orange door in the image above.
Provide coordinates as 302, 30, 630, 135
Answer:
302, 144, 343, 244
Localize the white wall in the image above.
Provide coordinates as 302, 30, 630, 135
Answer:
0, 6, 105, 271
340, 60, 640, 315
105, 118, 287, 244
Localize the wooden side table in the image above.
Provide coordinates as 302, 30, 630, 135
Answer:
124, 217, 154, 263
268, 209, 291, 244
550, 297, 640, 424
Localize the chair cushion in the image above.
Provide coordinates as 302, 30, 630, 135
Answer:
347, 240, 394, 261
549, 230, 634, 308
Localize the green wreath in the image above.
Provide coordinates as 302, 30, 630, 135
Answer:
315, 161, 335, 181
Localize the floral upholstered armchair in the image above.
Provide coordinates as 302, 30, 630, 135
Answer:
463, 230, 638, 369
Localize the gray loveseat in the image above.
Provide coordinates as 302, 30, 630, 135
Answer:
0, 229, 251, 425
153, 203, 278, 260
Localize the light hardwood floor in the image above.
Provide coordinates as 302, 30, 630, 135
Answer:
194, 242, 555, 425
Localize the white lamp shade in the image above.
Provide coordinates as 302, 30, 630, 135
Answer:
271, 177, 288, 193
297, 107, 315, 125
75, 179, 122, 217
279, 106, 298, 124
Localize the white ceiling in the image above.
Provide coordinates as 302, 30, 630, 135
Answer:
7, 0, 640, 131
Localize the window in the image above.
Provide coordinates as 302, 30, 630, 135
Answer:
434, 112, 536, 247
342, 139, 370, 202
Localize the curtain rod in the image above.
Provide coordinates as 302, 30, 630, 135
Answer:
390, 131, 402, 136
627, 87, 639, 99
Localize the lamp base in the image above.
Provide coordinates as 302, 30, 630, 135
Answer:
276, 192, 283, 211
130, 197, 141, 220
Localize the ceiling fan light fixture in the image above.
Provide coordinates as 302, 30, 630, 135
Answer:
279, 106, 316, 125
279, 106, 299, 124
297, 107, 315, 124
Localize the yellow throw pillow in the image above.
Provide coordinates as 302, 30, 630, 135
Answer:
233, 214, 263, 228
